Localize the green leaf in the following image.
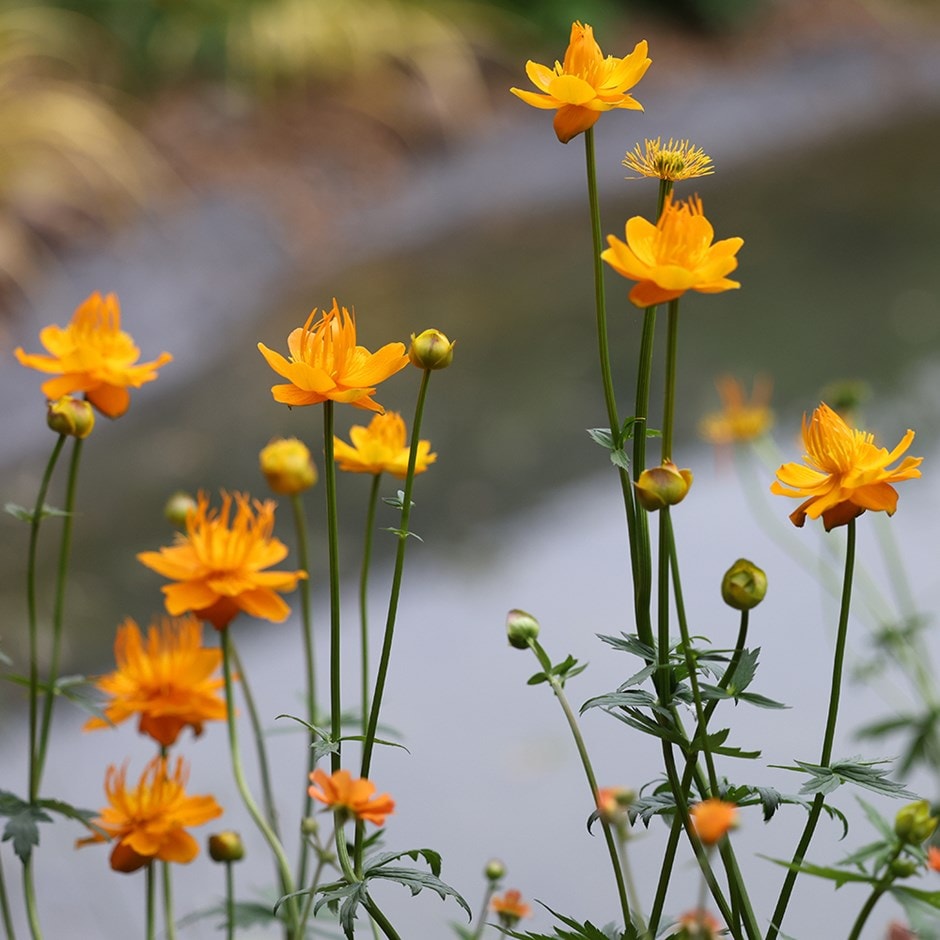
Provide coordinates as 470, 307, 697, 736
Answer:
608, 449, 630, 471
499, 903, 638, 939
2, 805, 51, 863
381, 491, 413, 510
382, 527, 423, 542
726, 647, 759, 692
587, 428, 616, 450
596, 633, 656, 663
4, 502, 70, 523
761, 856, 878, 889
772, 757, 917, 799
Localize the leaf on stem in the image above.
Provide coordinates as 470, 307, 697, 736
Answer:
771, 757, 917, 799
527, 655, 587, 688
498, 902, 640, 939
4, 502, 71, 523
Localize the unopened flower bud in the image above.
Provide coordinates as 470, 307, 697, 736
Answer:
890, 857, 919, 879
721, 558, 768, 611
634, 461, 693, 511
260, 438, 317, 495
208, 831, 245, 863
596, 786, 636, 825
409, 329, 455, 370
300, 816, 319, 837
506, 609, 540, 649
895, 800, 938, 845
164, 491, 197, 528
47, 396, 95, 439
484, 858, 506, 882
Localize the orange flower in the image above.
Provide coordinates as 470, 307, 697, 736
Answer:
333, 412, 436, 478
77, 756, 222, 873
491, 889, 532, 927
690, 799, 737, 845
510, 21, 650, 144
307, 769, 395, 827
137, 491, 307, 630
602, 194, 743, 308
675, 909, 723, 939
699, 376, 773, 445
15, 292, 172, 418
927, 845, 940, 872
771, 403, 922, 530
258, 299, 408, 413
84, 616, 226, 747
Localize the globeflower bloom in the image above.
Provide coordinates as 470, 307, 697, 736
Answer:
84, 616, 226, 747
258, 299, 408, 413
333, 412, 436, 478
137, 491, 307, 630
15, 292, 172, 418
510, 21, 650, 144
690, 799, 738, 845
259, 437, 317, 495
77, 757, 222, 873
602, 194, 743, 308
491, 889, 532, 927
623, 137, 714, 181
771, 403, 922, 531
308, 769, 395, 827
675, 909, 723, 939
699, 375, 773, 445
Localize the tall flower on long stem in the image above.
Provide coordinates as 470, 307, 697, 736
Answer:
510, 21, 650, 144
257, 299, 408, 413
602, 194, 743, 308
771, 402, 922, 530
15, 292, 172, 418
137, 490, 306, 630
333, 411, 436, 477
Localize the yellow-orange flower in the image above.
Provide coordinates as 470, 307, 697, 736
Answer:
14, 292, 172, 418
137, 491, 307, 630
84, 616, 226, 747
510, 21, 650, 144
675, 909, 723, 939
333, 412, 436, 478
308, 769, 395, 826
623, 137, 714, 182
690, 799, 737, 845
771, 402, 922, 530
77, 756, 222, 873
602, 194, 743, 308
927, 846, 940, 872
491, 889, 532, 926
258, 299, 408, 414
699, 376, 773, 445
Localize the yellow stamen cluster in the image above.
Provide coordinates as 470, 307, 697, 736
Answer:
623, 138, 714, 181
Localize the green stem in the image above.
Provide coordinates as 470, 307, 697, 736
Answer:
323, 401, 342, 774
35, 437, 83, 786
361, 898, 403, 940
162, 861, 177, 940
224, 861, 235, 940
0, 851, 16, 940
221, 631, 299, 937
22, 858, 41, 940
26, 435, 66, 804
661, 299, 679, 463
767, 519, 857, 940
469, 883, 497, 940
846, 883, 888, 940
529, 639, 633, 930
145, 863, 156, 940
359, 474, 382, 737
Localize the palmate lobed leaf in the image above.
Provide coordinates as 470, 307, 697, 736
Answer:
774, 756, 918, 799
499, 903, 639, 940
0, 790, 99, 862
4, 502, 70, 523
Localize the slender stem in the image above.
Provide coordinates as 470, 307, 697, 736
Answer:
224, 861, 235, 940
22, 858, 41, 940
162, 861, 177, 940
36, 438, 83, 785
362, 898, 403, 940
847, 884, 888, 940
359, 474, 382, 736
661, 299, 679, 462
0, 851, 16, 940
323, 401, 342, 774
221, 631, 299, 937
469, 883, 497, 940
26, 435, 66, 804
529, 639, 633, 929
767, 519, 857, 940
614, 829, 645, 936
145, 863, 156, 940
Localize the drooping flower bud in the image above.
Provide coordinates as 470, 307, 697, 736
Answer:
895, 800, 938, 845
208, 831, 245, 863
484, 858, 506, 882
409, 329, 455, 370
506, 609, 540, 649
163, 491, 197, 529
47, 395, 95, 439
634, 461, 693, 511
721, 558, 768, 611
259, 437, 317, 495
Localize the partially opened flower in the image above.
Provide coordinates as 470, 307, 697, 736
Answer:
623, 137, 714, 182
690, 799, 737, 845
15, 292, 172, 418
510, 21, 650, 144
77, 756, 222, 873
308, 769, 395, 826
602, 194, 743, 308
84, 615, 226, 747
699, 376, 773, 445
491, 889, 532, 928
138, 491, 307, 630
258, 299, 408, 413
333, 412, 436, 478
771, 403, 922, 530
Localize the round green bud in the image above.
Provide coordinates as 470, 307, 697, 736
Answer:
47, 396, 95, 439
506, 609, 540, 650
634, 461, 693, 512
721, 558, 768, 611
208, 831, 245, 863
164, 491, 197, 529
895, 800, 938, 845
889, 857, 919, 879
300, 816, 319, 837
409, 329, 455, 370
484, 858, 506, 882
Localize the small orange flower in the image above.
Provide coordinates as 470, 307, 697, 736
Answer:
771, 403, 922, 530
15, 292, 172, 418
675, 909, 722, 939
602, 194, 743, 308
510, 21, 650, 144
77, 756, 222, 873
258, 299, 408, 413
84, 616, 226, 747
491, 889, 532, 927
927, 845, 940, 872
137, 491, 307, 630
690, 799, 737, 845
307, 769, 395, 827
699, 376, 773, 445
333, 412, 436, 478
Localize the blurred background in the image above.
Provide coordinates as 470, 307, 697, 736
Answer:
1, 0, 940, 936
